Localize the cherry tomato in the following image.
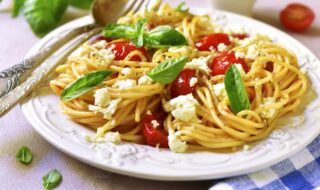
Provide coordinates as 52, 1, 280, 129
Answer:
141, 112, 168, 148
105, 41, 148, 61
88, 35, 111, 45
280, 3, 315, 32
195, 33, 231, 51
170, 69, 196, 98
211, 51, 249, 76
231, 33, 248, 40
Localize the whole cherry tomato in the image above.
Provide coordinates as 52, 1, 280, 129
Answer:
280, 3, 315, 32
170, 69, 196, 98
195, 33, 231, 51
105, 41, 148, 61
141, 112, 168, 148
211, 51, 249, 76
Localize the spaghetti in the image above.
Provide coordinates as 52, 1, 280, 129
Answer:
50, 1, 308, 152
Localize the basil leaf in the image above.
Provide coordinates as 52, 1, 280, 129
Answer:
23, 0, 68, 37
145, 25, 188, 48
224, 64, 251, 114
103, 24, 138, 40
133, 19, 147, 47
69, 0, 93, 9
61, 70, 112, 101
174, 2, 189, 13
42, 169, 62, 190
16, 146, 33, 165
147, 56, 188, 84
12, 0, 26, 18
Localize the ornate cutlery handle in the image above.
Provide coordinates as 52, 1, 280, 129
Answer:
0, 23, 97, 98
0, 27, 102, 117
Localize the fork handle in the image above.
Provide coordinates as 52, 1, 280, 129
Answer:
0, 23, 98, 98
0, 27, 102, 117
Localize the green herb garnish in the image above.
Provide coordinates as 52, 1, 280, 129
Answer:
16, 146, 33, 165
61, 70, 112, 101
224, 64, 251, 114
174, 2, 189, 13
147, 56, 188, 84
103, 20, 188, 48
42, 169, 62, 190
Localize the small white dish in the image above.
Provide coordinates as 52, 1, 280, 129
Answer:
21, 8, 320, 181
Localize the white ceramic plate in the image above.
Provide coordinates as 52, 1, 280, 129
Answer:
21, 8, 320, 181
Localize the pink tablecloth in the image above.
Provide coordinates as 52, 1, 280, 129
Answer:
0, 0, 319, 189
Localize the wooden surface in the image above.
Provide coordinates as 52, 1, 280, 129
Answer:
0, 0, 319, 189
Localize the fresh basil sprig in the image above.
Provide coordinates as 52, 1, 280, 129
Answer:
174, 2, 189, 13
103, 21, 188, 48
224, 64, 251, 114
147, 56, 188, 84
42, 169, 62, 190
16, 146, 33, 165
61, 70, 112, 101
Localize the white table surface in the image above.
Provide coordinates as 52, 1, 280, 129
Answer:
0, 0, 319, 189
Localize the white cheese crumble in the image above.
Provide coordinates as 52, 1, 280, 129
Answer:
164, 94, 199, 122
217, 43, 227, 52
185, 56, 212, 75
168, 131, 188, 153
234, 64, 246, 76
151, 120, 160, 128
105, 132, 121, 144
70, 46, 87, 58
94, 88, 110, 107
189, 77, 198, 87
260, 97, 276, 119
168, 46, 191, 55
213, 83, 227, 101
235, 51, 246, 59
113, 79, 137, 89
92, 40, 107, 49
246, 44, 259, 59
89, 98, 122, 120
121, 67, 132, 75
138, 75, 153, 85
90, 48, 115, 67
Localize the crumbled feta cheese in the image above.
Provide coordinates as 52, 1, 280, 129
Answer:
70, 46, 87, 58
138, 75, 153, 85
217, 43, 227, 52
92, 40, 107, 49
91, 48, 115, 67
235, 51, 246, 59
121, 67, 132, 75
189, 77, 198, 87
89, 98, 122, 120
107, 44, 116, 51
234, 64, 246, 76
213, 83, 227, 101
260, 97, 276, 119
164, 94, 199, 122
168, 46, 191, 55
151, 120, 160, 128
185, 56, 212, 75
105, 132, 121, 144
168, 131, 188, 153
113, 79, 137, 89
94, 88, 110, 107
246, 44, 259, 59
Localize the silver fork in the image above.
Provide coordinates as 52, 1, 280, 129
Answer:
0, 0, 153, 117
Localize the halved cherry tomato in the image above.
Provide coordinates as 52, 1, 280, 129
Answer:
105, 41, 148, 61
88, 35, 111, 45
195, 33, 231, 51
141, 112, 168, 148
211, 51, 249, 76
280, 3, 315, 32
170, 69, 196, 98
231, 33, 248, 40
